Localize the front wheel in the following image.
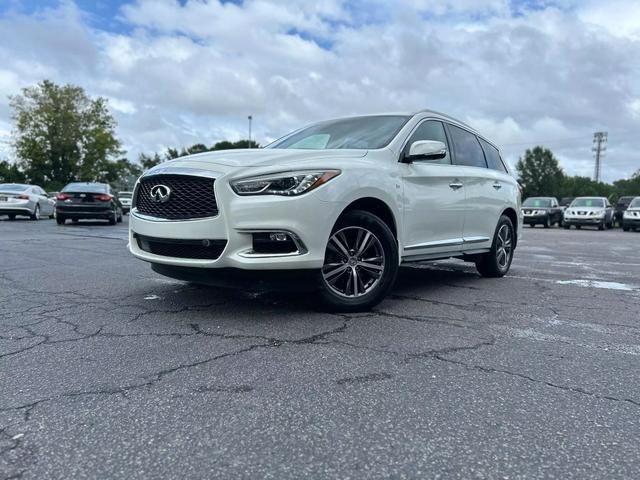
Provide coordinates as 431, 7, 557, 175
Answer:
543, 216, 550, 228
475, 215, 515, 278
622, 224, 630, 232
318, 210, 398, 312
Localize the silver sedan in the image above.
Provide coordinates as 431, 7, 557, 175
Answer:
0, 183, 56, 220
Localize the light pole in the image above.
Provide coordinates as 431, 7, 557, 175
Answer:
248, 115, 253, 148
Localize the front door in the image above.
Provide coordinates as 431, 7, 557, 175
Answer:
400, 120, 465, 257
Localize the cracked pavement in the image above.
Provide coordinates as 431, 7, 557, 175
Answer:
1, 217, 639, 479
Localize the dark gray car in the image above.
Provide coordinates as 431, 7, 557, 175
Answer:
56, 182, 123, 225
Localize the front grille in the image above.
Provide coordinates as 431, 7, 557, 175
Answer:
134, 174, 217, 220
135, 234, 227, 260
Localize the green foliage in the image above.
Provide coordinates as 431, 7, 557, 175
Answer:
515, 146, 565, 198
0, 160, 26, 183
613, 169, 640, 197
559, 176, 617, 200
9, 80, 123, 190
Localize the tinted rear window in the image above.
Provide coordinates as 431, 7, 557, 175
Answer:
479, 138, 507, 173
448, 125, 487, 168
63, 183, 108, 193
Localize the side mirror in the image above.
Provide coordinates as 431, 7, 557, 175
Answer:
404, 140, 447, 162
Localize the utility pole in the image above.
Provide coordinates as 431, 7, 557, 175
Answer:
592, 131, 607, 182
248, 115, 253, 148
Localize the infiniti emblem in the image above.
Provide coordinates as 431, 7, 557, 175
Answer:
150, 184, 171, 203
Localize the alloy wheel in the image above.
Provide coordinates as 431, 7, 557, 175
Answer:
321, 227, 385, 298
496, 224, 513, 269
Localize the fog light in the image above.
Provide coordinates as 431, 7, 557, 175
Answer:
253, 232, 298, 254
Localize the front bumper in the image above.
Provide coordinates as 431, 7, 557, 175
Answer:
563, 217, 604, 226
128, 188, 345, 271
523, 214, 547, 224
622, 217, 640, 226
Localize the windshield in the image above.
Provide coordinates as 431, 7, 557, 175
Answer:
119, 192, 132, 199
63, 183, 108, 193
268, 115, 411, 150
617, 196, 633, 205
571, 198, 604, 208
629, 198, 640, 208
0, 184, 29, 192
523, 198, 551, 208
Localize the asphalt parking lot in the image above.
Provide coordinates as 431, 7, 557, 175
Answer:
1, 217, 639, 479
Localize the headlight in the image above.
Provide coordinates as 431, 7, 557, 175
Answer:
231, 170, 340, 196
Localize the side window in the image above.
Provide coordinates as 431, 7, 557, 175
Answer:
479, 138, 507, 173
448, 125, 487, 168
403, 120, 450, 165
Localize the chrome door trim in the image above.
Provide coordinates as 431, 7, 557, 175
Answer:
404, 238, 464, 251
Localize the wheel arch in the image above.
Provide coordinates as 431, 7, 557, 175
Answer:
336, 197, 398, 240
501, 207, 519, 248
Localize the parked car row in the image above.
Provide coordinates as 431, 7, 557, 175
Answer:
0, 182, 133, 225
522, 195, 639, 231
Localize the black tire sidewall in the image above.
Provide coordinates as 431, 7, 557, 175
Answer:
476, 215, 515, 277
317, 210, 398, 312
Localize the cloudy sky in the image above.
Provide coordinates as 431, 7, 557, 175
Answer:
0, 0, 638, 181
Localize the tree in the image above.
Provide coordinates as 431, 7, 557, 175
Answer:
515, 146, 565, 198
0, 160, 26, 184
9, 80, 122, 190
613, 169, 640, 197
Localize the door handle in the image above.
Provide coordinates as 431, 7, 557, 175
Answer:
492, 182, 502, 190
449, 181, 463, 190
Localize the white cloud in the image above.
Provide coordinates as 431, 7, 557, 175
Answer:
0, 0, 638, 182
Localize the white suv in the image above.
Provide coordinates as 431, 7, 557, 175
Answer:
129, 111, 522, 311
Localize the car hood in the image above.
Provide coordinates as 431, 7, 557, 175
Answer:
143, 149, 368, 177
522, 206, 549, 210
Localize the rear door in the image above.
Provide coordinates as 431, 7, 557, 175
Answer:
447, 124, 505, 249
400, 119, 466, 256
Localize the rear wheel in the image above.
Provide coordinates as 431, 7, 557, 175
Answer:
318, 210, 398, 312
108, 208, 117, 225
30, 204, 40, 221
476, 215, 515, 278
56, 217, 65, 225
8, 214, 16, 221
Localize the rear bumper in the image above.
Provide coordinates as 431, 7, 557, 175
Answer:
56, 206, 113, 219
0, 207, 33, 216
150, 263, 320, 292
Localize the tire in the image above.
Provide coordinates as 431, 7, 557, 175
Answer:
317, 210, 398, 312
72, 219, 79, 223
475, 215, 515, 278
117, 211, 123, 223
543, 216, 550, 228
108, 209, 117, 225
563, 224, 570, 229
598, 221, 605, 231
30, 204, 40, 221
576, 225, 581, 230
622, 225, 630, 231
8, 214, 16, 221
528, 224, 535, 228
56, 217, 65, 225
